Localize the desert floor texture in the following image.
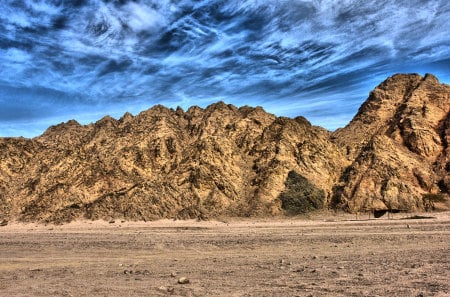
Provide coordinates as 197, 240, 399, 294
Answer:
0, 212, 449, 297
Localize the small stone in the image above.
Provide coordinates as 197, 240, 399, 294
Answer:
178, 277, 190, 284
109, 220, 115, 224
338, 266, 344, 270
312, 255, 318, 260
170, 272, 177, 277
157, 286, 169, 292
0, 220, 8, 227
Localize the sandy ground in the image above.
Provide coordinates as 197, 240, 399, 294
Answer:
0, 211, 449, 297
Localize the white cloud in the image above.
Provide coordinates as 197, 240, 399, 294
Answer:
1, 0, 449, 137
121, 2, 167, 32
27, 0, 60, 15
4, 48, 32, 63
0, 48, 32, 85
7, 10, 31, 28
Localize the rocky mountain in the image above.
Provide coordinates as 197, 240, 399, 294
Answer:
0, 102, 346, 223
332, 73, 450, 212
0, 73, 449, 223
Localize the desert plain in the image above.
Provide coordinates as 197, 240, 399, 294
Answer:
0, 212, 449, 297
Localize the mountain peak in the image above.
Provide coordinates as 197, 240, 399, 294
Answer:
332, 73, 450, 212
119, 112, 134, 123
96, 115, 118, 126
424, 73, 439, 83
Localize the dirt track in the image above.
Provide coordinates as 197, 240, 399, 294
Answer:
0, 212, 449, 297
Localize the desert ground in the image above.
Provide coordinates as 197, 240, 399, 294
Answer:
0, 212, 449, 297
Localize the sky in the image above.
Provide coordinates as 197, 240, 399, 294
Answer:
1, 0, 449, 138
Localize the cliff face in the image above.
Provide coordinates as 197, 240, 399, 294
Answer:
0, 73, 448, 223
332, 74, 450, 212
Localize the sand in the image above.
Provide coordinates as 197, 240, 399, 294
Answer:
0, 211, 449, 297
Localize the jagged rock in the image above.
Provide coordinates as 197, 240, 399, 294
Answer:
332, 73, 450, 212
0, 74, 448, 223
0, 101, 345, 223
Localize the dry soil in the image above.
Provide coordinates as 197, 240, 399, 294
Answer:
0, 212, 449, 297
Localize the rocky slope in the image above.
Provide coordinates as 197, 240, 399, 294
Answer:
0, 73, 448, 223
332, 73, 450, 212
0, 102, 346, 223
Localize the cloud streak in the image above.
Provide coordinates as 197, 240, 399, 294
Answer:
1, 0, 449, 137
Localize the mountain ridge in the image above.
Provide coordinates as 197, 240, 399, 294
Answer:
0, 73, 449, 223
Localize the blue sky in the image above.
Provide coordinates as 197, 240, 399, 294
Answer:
1, 0, 449, 138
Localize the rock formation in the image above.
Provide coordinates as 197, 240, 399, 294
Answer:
0, 102, 346, 223
332, 73, 450, 212
0, 73, 448, 223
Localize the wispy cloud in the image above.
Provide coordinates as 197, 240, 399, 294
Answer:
0, 0, 449, 137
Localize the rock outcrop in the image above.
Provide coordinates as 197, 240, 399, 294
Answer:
332, 73, 450, 212
0, 73, 448, 223
0, 102, 346, 223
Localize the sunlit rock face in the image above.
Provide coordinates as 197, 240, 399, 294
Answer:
0, 74, 449, 223
0, 101, 346, 223
1, 1, 450, 137
332, 74, 450, 212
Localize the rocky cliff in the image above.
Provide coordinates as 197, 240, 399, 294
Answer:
0, 102, 346, 223
332, 73, 450, 212
0, 73, 448, 223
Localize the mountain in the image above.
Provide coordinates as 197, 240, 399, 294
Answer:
332, 73, 450, 212
0, 74, 449, 223
0, 103, 346, 223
